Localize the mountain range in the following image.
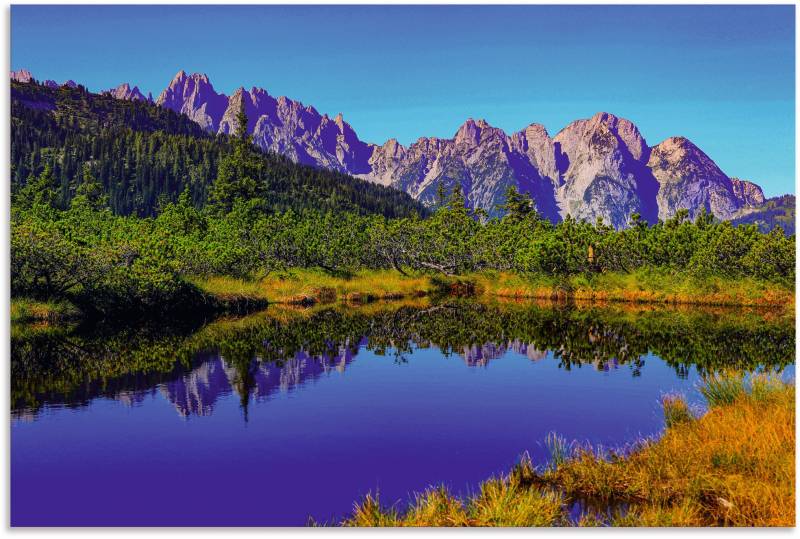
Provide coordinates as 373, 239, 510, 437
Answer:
12, 68, 792, 229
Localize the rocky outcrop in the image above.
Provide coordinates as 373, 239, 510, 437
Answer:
11, 69, 67, 89
103, 82, 152, 102
10, 69, 33, 83
647, 137, 740, 221
731, 178, 766, 207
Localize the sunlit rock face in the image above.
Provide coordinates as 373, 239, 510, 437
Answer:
216, 86, 374, 174
647, 136, 742, 221
551, 112, 658, 228
156, 70, 229, 132
730, 178, 766, 208
65, 68, 769, 228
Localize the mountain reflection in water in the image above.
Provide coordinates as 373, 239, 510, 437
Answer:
11, 300, 793, 421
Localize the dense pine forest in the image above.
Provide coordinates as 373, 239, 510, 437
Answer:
10, 79, 796, 320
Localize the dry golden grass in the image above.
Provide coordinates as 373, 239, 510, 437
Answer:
190, 269, 792, 312
343, 469, 565, 527
550, 375, 795, 527
190, 270, 433, 305
344, 376, 795, 527
471, 270, 794, 311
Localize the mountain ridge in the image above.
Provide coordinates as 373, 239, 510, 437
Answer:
13, 68, 791, 229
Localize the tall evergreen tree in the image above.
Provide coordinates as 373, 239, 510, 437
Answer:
208, 103, 265, 214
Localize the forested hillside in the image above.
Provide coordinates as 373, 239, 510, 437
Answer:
730, 195, 796, 235
11, 80, 426, 218
9, 80, 794, 322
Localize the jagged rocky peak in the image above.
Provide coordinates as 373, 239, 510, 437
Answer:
648, 136, 740, 221
520, 122, 550, 140
156, 70, 228, 132
555, 111, 649, 162
10, 68, 33, 83
730, 178, 766, 207
333, 112, 346, 131
593, 112, 649, 161
158, 70, 217, 102
510, 122, 561, 183
104, 82, 152, 102
647, 136, 718, 181
550, 112, 657, 228
380, 138, 406, 159
454, 118, 502, 146
11, 69, 82, 90
217, 86, 250, 135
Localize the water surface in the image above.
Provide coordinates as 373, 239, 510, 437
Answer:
11, 300, 794, 526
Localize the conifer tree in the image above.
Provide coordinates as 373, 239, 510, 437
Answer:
209, 102, 264, 213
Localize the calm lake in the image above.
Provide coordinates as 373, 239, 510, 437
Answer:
11, 299, 795, 526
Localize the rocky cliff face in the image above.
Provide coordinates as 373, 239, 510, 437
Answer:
730, 178, 766, 207
14, 68, 776, 228
552, 112, 658, 227
647, 136, 742, 221
155, 70, 228, 132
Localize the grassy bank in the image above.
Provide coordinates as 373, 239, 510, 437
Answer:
15, 268, 790, 324
470, 269, 794, 308
343, 375, 795, 527
190, 268, 793, 310
189, 270, 434, 306
10, 299, 81, 323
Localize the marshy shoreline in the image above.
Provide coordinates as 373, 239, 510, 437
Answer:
12, 267, 793, 325
189, 268, 794, 310
342, 374, 795, 527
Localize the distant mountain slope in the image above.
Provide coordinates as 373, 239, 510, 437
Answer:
10, 79, 426, 219
730, 195, 795, 235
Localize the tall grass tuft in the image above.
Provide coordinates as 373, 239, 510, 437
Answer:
345, 493, 400, 527
544, 432, 571, 470
699, 372, 746, 407
661, 393, 694, 428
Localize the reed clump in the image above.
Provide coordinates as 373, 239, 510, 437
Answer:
661, 393, 695, 428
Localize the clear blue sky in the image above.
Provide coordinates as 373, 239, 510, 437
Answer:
11, 5, 795, 196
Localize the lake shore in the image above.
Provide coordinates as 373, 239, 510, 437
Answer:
189, 269, 794, 310
12, 269, 792, 325
342, 375, 795, 527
